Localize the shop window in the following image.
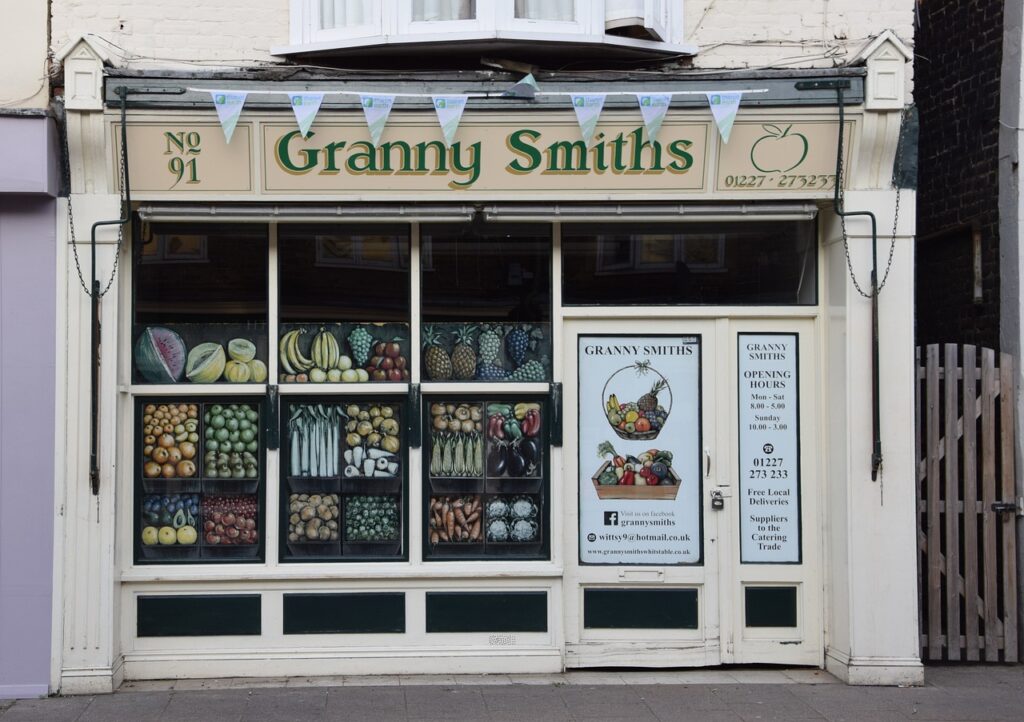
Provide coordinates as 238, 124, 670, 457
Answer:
421, 223, 552, 382
280, 397, 407, 562
132, 223, 269, 385
278, 224, 410, 385
135, 398, 266, 564
423, 397, 549, 560
562, 221, 817, 306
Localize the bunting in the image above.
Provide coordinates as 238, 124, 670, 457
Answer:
360, 94, 395, 146
209, 90, 248, 143
287, 92, 324, 138
705, 91, 744, 143
432, 95, 468, 147
569, 94, 606, 147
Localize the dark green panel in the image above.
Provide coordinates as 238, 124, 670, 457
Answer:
137, 595, 261, 637
745, 586, 798, 627
425, 592, 547, 633
283, 593, 405, 634
583, 589, 698, 629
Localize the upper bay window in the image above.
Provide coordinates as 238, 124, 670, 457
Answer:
279, 0, 692, 60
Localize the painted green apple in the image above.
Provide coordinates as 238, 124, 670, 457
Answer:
750, 124, 809, 173
158, 526, 177, 545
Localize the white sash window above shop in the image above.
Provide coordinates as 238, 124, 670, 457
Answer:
280, 0, 691, 58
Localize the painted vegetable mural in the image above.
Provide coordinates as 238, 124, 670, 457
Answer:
425, 398, 545, 554
287, 493, 341, 543
592, 440, 682, 500
486, 402, 542, 478
286, 402, 401, 478
428, 403, 483, 478
429, 495, 483, 544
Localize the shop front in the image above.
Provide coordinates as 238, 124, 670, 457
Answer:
53, 55, 922, 691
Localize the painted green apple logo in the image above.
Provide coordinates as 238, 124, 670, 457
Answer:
750, 124, 809, 173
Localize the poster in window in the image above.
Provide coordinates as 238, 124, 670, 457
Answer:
737, 333, 801, 563
578, 335, 702, 565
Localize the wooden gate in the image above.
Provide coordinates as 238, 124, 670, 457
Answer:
917, 344, 1019, 661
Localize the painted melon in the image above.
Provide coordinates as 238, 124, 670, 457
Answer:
223, 359, 252, 383
134, 327, 187, 383
247, 359, 268, 383
227, 338, 257, 363
185, 343, 226, 384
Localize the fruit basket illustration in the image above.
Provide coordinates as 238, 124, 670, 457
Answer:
601, 360, 672, 440
591, 442, 682, 500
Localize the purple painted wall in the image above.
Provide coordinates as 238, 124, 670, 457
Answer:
0, 116, 57, 699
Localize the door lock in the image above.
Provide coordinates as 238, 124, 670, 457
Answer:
710, 490, 725, 510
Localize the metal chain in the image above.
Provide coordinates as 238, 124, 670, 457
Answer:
62, 101, 126, 298
837, 108, 902, 299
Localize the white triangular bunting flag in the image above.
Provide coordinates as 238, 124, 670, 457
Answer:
360, 94, 395, 146
208, 90, 248, 143
570, 94, 606, 146
705, 91, 743, 143
432, 95, 468, 147
502, 73, 539, 99
636, 93, 672, 144
287, 92, 324, 138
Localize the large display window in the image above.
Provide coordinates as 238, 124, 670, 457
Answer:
561, 221, 817, 306
134, 397, 266, 563
132, 223, 269, 385
129, 218, 554, 566
278, 225, 411, 385
420, 224, 553, 382
423, 397, 550, 560
280, 396, 408, 561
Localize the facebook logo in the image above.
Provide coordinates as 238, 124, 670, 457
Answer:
603, 511, 619, 526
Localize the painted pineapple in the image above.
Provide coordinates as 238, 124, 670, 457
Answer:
451, 325, 478, 380
638, 378, 667, 413
422, 325, 453, 380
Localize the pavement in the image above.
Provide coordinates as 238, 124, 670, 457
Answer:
1, 665, 1023, 721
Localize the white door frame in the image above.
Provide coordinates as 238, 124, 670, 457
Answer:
562, 318, 724, 668
561, 315, 823, 669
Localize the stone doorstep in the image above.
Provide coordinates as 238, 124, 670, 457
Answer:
114, 668, 841, 693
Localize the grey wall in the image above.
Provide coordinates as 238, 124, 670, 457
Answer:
0, 115, 58, 699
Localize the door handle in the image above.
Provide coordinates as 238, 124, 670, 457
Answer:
704, 448, 711, 479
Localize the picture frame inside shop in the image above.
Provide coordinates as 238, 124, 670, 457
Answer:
140, 232, 209, 264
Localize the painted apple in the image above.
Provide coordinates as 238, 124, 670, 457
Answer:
750, 124, 809, 173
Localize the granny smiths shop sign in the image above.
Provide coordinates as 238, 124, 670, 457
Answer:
119, 115, 849, 197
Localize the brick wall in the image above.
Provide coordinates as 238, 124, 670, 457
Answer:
915, 0, 1003, 350
49, 0, 914, 70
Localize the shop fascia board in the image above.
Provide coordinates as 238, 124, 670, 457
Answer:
135, 202, 818, 224
101, 68, 866, 111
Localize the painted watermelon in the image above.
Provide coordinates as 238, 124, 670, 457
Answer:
134, 327, 187, 383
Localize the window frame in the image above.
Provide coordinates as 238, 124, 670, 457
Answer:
283, 0, 691, 55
